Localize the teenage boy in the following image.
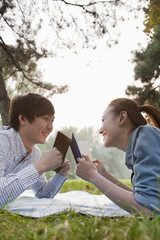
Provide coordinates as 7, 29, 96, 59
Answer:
0, 93, 70, 207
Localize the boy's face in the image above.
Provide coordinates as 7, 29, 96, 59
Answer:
20, 114, 54, 145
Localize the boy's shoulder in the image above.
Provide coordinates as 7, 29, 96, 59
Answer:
0, 126, 16, 136
0, 126, 20, 146
0, 126, 10, 131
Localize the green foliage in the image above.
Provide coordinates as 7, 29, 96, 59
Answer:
125, 1, 160, 107
0, 40, 68, 98
126, 27, 160, 108
143, 0, 160, 36
133, 28, 160, 83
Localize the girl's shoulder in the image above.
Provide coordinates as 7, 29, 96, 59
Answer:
135, 124, 160, 137
128, 125, 160, 152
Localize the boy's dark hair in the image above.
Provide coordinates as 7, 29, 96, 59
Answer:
9, 93, 55, 131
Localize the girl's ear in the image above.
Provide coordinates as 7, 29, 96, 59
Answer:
119, 111, 128, 125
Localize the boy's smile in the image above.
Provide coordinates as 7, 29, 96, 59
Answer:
19, 114, 54, 151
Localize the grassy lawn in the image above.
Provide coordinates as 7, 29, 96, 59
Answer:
59, 179, 132, 194
0, 179, 160, 240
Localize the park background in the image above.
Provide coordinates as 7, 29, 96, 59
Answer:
0, 1, 160, 180
1, 2, 160, 240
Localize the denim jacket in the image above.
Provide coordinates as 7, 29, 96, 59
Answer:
125, 125, 160, 212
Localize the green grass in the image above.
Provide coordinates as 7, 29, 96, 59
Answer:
0, 179, 160, 240
59, 179, 132, 194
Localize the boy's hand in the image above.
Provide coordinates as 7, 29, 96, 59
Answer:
33, 147, 63, 175
57, 160, 71, 176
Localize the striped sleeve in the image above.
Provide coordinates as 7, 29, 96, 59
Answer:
32, 173, 67, 198
0, 165, 39, 207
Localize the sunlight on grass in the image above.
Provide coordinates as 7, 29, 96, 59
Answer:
1, 179, 160, 240
59, 179, 132, 195
59, 179, 102, 194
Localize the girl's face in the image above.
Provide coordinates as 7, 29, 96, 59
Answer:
99, 106, 121, 148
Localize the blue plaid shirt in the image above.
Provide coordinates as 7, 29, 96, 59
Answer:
0, 126, 67, 207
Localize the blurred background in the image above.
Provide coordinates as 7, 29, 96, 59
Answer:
1, 0, 160, 179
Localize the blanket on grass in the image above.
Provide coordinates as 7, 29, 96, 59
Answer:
4, 190, 129, 218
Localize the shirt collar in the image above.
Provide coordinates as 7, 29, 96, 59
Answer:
125, 127, 138, 170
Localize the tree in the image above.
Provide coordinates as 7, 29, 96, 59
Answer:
0, 0, 145, 125
0, 67, 10, 125
0, 0, 69, 124
125, 27, 160, 108
143, 0, 160, 36
125, 0, 160, 108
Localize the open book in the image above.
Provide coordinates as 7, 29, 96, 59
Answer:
70, 133, 82, 163
53, 131, 71, 172
53, 131, 82, 171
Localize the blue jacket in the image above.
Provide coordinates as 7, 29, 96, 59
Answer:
125, 125, 160, 212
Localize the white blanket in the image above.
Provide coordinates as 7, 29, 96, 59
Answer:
5, 190, 129, 218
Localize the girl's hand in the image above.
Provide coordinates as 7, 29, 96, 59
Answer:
58, 160, 70, 176
76, 154, 97, 182
92, 159, 107, 177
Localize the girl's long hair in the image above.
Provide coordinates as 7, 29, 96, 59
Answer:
109, 98, 160, 129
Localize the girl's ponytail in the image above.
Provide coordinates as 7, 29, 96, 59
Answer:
140, 104, 160, 128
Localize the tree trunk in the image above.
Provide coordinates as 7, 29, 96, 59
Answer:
0, 67, 10, 125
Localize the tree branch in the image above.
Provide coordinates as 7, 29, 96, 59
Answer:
52, 0, 118, 8
0, 36, 48, 89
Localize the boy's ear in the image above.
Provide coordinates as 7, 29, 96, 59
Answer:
119, 111, 128, 125
18, 115, 26, 126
